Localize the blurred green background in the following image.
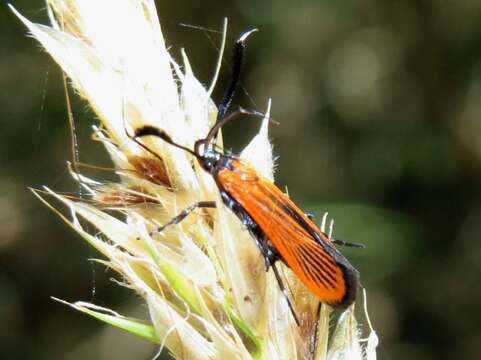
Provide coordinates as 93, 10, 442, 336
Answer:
2, 0, 481, 359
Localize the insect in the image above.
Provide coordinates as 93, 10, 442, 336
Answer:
132, 30, 361, 325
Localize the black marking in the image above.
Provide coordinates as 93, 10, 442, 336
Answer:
296, 245, 336, 290
297, 253, 330, 290
219, 189, 276, 262
218, 187, 301, 323
273, 204, 359, 307
216, 165, 349, 293
264, 200, 342, 277
336, 262, 359, 307
278, 202, 357, 272
297, 245, 337, 287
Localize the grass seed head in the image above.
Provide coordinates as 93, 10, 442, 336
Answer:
12, 0, 377, 358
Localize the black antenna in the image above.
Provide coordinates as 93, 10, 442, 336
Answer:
133, 125, 198, 157
205, 107, 266, 145
217, 28, 258, 122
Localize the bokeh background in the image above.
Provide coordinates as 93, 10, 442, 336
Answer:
2, 0, 481, 359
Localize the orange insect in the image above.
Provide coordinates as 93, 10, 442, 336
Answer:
133, 30, 361, 325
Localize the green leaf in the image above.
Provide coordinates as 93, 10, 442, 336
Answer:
53, 298, 160, 343
141, 237, 203, 315
159, 262, 203, 315
225, 305, 263, 359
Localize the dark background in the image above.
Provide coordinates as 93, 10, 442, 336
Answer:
2, 0, 481, 359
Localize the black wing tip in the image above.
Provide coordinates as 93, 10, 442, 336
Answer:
331, 265, 360, 309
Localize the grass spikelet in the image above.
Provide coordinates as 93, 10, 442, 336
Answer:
11, 0, 378, 358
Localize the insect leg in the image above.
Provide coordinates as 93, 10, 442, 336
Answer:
150, 201, 216, 236
332, 238, 366, 248
305, 212, 365, 249
271, 262, 301, 326
257, 242, 277, 272
310, 303, 323, 357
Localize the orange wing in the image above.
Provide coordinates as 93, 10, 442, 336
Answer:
216, 159, 358, 307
